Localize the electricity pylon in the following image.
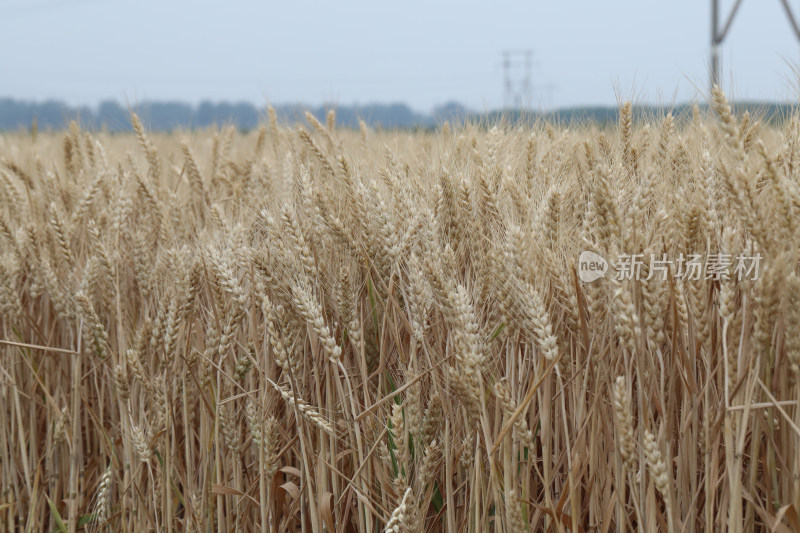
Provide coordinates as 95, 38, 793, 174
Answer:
711, 0, 800, 90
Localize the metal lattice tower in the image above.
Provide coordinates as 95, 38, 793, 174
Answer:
711, 0, 800, 91
502, 49, 533, 109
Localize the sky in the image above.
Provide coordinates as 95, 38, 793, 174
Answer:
2, 0, 800, 112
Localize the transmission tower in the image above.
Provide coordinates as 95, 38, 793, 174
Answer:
502, 49, 534, 109
711, 0, 800, 91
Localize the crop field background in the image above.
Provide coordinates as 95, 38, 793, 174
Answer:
1, 88, 800, 532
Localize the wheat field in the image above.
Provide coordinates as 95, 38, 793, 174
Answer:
0, 87, 799, 532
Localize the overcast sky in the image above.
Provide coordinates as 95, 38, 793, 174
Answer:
2, 0, 800, 112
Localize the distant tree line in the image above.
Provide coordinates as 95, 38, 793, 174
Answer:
485, 102, 799, 128
0, 97, 795, 132
0, 98, 474, 132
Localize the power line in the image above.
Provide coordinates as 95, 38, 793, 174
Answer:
0, 0, 99, 16
1, 65, 494, 87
